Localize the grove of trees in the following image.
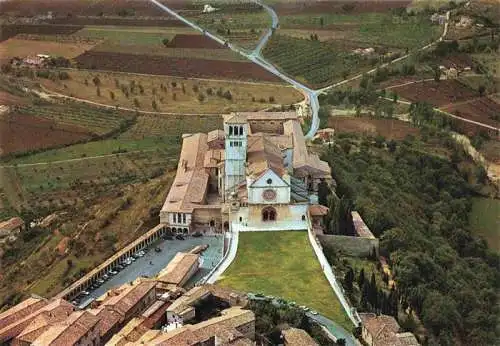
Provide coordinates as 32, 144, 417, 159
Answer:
323, 133, 499, 345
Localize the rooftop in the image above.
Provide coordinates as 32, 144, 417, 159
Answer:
31, 311, 99, 346
282, 327, 318, 346
157, 252, 200, 286
161, 133, 211, 213
0, 217, 24, 231
247, 134, 286, 178
102, 280, 156, 317
359, 313, 419, 346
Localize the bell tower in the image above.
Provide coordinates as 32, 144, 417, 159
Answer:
224, 115, 247, 195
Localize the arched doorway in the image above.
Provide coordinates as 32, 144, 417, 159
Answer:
262, 207, 277, 222
210, 220, 215, 227
223, 221, 229, 231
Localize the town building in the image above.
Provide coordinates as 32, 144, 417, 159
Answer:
0, 217, 25, 240
359, 313, 419, 346
281, 327, 318, 346
160, 111, 332, 234
156, 252, 200, 288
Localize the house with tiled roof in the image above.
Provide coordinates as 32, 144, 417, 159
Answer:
281, 327, 318, 346
359, 313, 420, 346
159, 111, 332, 234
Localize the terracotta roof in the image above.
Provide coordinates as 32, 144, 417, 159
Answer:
31, 311, 99, 346
0, 297, 46, 331
225, 111, 298, 122
207, 129, 224, 143
266, 135, 294, 149
103, 281, 156, 318
204, 148, 224, 168
161, 133, 210, 213
247, 134, 285, 177
282, 327, 318, 346
309, 204, 329, 216
141, 307, 254, 346
397, 332, 420, 345
0, 217, 24, 231
14, 310, 71, 345
88, 306, 123, 338
352, 211, 375, 239
106, 317, 149, 346
157, 252, 199, 286
0, 299, 73, 343
283, 120, 330, 176
360, 313, 405, 346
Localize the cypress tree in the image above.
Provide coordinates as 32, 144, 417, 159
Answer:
357, 268, 365, 289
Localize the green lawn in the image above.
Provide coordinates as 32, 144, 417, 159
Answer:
469, 197, 500, 253
217, 231, 352, 330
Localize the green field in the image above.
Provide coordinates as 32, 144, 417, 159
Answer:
469, 197, 500, 252
263, 34, 373, 87
280, 12, 441, 48
217, 231, 352, 330
75, 26, 196, 46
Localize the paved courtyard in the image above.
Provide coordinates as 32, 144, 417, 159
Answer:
80, 235, 223, 305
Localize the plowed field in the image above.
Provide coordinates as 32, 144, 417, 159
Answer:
75, 51, 282, 82
392, 80, 477, 106
167, 34, 225, 49
0, 113, 91, 156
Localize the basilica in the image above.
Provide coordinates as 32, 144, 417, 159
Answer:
160, 111, 332, 234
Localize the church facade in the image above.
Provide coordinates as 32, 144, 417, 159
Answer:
160, 111, 332, 234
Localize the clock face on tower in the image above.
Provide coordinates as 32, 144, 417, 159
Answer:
262, 189, 277, 201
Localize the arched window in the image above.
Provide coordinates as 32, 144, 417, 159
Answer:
229, 126, 233, 135
262, 207, 277, 222
239, 126, 243, 135
301, 215, 306, 221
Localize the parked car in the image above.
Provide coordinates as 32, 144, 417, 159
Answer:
97, 279, 105, 285
163, 235, 174, 240
137, 250, 146, 257
155, 247, 162, 253
130, 256, 136, 262
81, 291, 90, 296
102, 274, 109, 280
116, 265, 124, 270
310, 310, 318, 315
176, 234, 185, 240
109, 270, 118, 275
192, 232, 203, 238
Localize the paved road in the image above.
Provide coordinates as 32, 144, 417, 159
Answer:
76, 235, 223, 307
308, 313, 357, 346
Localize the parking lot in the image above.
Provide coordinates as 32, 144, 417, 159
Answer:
77, 235, 223, 307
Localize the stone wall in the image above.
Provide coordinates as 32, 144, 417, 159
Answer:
318, 234, 379, 258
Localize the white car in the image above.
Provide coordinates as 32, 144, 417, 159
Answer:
310, 310, 318, 315
109, 270, 118, 275
81, 291, 90, 296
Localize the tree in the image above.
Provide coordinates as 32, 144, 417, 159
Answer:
269, 96, 275, 103
138, 84, 144, 94
317, 180, 329, 206
319, 17, 324, 27
432, 64, 441, 82
96, 87, 101, 96
152, 99, 158, 110
109, 90, 115, 100
134, 98, 140, 108
392, 93, 398, 103
358, 268, 365, 289
223, 90, 233, 100
162, 38, 169, 47
92, 76, 101, 86
344, 267, 355, 293
478, 85, 486, 97
198, 93, 205, 102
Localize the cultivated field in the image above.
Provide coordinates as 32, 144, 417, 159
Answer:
0, 37, 96, 63
40, 70, 302, 113
75, 51, 281, 82
0, 113, 91, 157
328, 116, 420, 140
217, 231, 352, 330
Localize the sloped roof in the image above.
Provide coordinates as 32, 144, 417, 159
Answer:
157, 252, 199, 286
161, 133, 210, 213
0, 217, 24, 231
282, 327, 318, 346
247, 134, 285, 178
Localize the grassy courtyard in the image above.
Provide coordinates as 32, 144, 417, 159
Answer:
217, 231, 352, 330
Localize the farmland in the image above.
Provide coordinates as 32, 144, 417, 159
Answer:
263, 34, 375, 87
0, 113, 91, 157
328, 116, 420, 140
391, 80, 479, 106
40, 69, 302, 113
0, 24, 83, 42
0, 37, 96, 63
74, 51, 282, 82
